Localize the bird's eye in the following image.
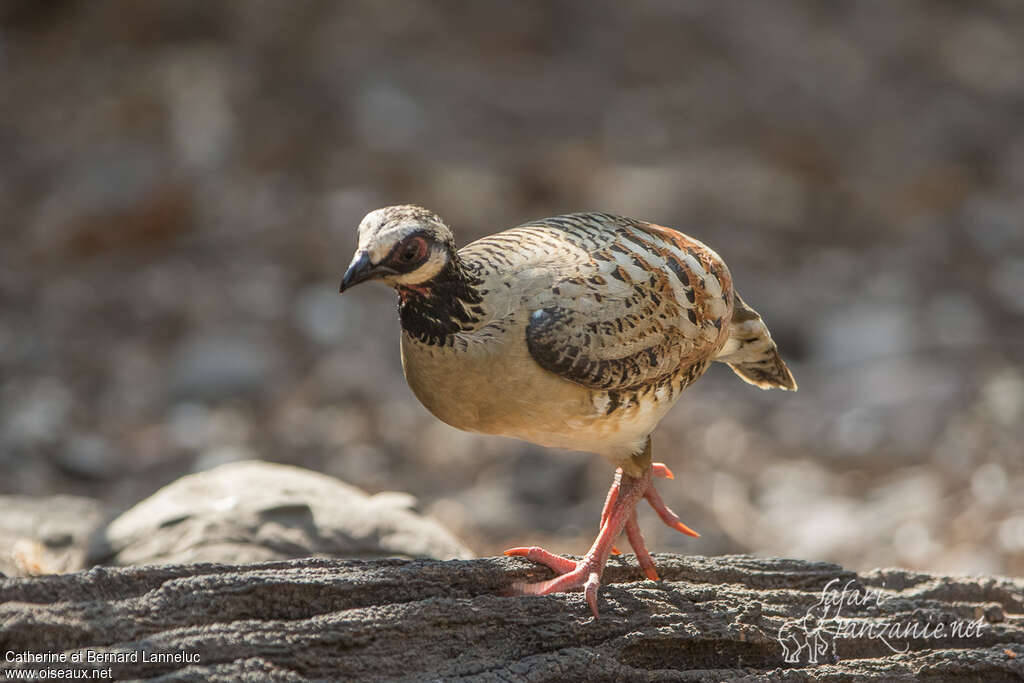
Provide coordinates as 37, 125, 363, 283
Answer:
398, 237, 426, 264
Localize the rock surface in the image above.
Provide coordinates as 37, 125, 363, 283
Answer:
1, 555, 1021, 681
89, 460, 473, 566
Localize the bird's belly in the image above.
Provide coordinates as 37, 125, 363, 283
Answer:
400, 334, 676, 461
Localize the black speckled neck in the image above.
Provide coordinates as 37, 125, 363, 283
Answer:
397, 257, 486, 346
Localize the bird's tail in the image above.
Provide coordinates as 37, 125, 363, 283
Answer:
713, 292, 797, 391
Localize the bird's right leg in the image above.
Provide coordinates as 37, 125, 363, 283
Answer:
503, 447, 698, 618
504, 466, 653, 618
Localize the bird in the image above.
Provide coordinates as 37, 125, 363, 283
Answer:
339, 205, 796, 618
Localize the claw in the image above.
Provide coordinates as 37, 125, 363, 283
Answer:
652, 462, 675, 479
673, 521, 700, 538
645, 484, 700, 537
584, 571, 601, 618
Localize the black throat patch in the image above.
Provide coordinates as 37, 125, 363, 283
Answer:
397, 259, 486, 346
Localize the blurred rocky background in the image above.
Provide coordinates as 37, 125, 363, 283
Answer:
1, 1, 1022, 577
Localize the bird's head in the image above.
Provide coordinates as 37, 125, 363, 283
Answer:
340, 205, 456, 293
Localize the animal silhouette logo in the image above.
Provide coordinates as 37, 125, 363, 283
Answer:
778, 585, 844, 664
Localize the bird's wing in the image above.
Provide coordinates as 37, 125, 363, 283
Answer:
493, 214, 735, 391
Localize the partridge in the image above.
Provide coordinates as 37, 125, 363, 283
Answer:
340, 205, 796, 617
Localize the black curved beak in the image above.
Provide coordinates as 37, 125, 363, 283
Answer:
339, 251, 376, 293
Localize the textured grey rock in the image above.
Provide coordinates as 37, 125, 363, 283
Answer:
0, 555, 1021, 681
88, 460, 473, 566
0, 495, 110, 577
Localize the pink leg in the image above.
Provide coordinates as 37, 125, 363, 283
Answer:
599, 469, 623, 555
599, 468, 622, 529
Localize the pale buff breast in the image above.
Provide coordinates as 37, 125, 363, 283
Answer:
399, 330, 669, 462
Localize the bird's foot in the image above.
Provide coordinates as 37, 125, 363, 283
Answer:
502, 546, 607, 617
504, 462, 698, 618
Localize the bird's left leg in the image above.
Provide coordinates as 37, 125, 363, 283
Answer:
620, 461, 682, 578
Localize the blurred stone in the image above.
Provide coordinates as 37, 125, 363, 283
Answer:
191, 444, 258, 473
326, 443, 391, 490
294, 282, 357, 345
352, 82, 424, 151
924, 291, 985, 348
324, 186, 387, 237
103, 344, 163, 421
162, 50, 234, 171
813, 304, 913, 366
230, 266, 288, 321
211, 173, 306, 237
971, 463, 1008, 506
709, 470, 758, 547
308, 345, 408, 403
998, 515, 1024, 552
30, 150, 192, 260
426, 166, 511, 230
868, 471, 943, 527
602, 92, 671, 160
369, 490, 418, 510
166, 402, 211, 450
934, 412, 986, 476
592, 155, 805, 228
990, 259, 1024, 315
204, 406, 253, 445
169, 332, 280, 401
832, 407, 885, 455
962, 198, 1024, 258
981, 369, 1024, 426
3, 378, 73, 449
702, 419, 751, 466
91, 460, 473, 566
892, 520, 934, 565
448, 482, 524, 538
54, 434, 118, 480
590, 165, 687, 220
934, 544, 1001, 576
507, 450, 588, 508
458, 450, 590, 538
0, 494, 110, 576
942, 19, 1024, 95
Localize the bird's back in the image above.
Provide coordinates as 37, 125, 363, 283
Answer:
459, 212, 736, 387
